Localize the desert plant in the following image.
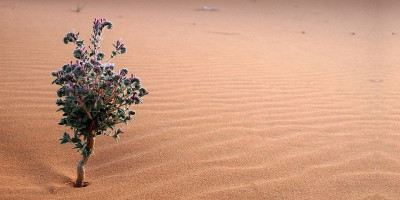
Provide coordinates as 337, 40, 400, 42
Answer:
52, 18, 148, 187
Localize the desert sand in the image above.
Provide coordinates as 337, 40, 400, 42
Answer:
1, 0, 400, 199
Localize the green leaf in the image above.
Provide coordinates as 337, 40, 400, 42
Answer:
60, 132, 71, 144
71, 106, 82, 114
120, 47, 126, 54
113, 134, 119, 143
116, 96, 123, 104
76, 40, 84, 47
74, 129, 79, 138
73, 142, 84, 149
97, 52, 105, 61
71, 137, 81, 143
65, 96, 77, 103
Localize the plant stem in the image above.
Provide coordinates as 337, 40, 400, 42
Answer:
107, 103, 127, 114
77, 98, 93, 119
75, 122, 95, 187
104, 56, 113, 63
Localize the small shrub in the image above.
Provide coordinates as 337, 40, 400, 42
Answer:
52, 18, 148, 187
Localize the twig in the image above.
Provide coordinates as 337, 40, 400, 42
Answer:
107, 103, 127, 114
77, 98, 93, 119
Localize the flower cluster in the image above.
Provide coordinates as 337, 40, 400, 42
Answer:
93, 18, 112, 36
53, 18, 148, 156
112, 39, 126, 58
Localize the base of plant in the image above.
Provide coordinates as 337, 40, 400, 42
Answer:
74, 181, 90, 188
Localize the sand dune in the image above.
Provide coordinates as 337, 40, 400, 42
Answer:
1, 0, 400, 199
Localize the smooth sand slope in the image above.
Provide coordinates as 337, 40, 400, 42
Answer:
1, 0, 400, 199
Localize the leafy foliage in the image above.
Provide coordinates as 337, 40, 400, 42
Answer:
52, 18, 148, 156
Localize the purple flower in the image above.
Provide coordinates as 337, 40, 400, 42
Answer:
65, 73, 74, 81
131, 77, 141, 84
80, 85, 88, 94
123, 78, 131, 85
120, 68, 128, 76
104, 64, 114, 72
63, 30, 79, 44
73, 66, 85, 76
65, 83, 75, 93
131, 92, 141, 104
93, 65, 102, 74
90, 58, 100, 66
139, 87, 149, 97
93, 18, 112, 36
113, 75, 121, 81
113, 39, 126, 54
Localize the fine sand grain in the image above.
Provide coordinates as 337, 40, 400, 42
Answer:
1, 0, 400, 199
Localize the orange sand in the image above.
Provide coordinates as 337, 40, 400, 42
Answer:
1, 0, 400, 199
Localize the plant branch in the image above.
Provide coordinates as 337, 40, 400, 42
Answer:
77, 98, 93, 119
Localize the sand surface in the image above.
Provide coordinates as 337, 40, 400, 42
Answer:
1, 0, 400, 199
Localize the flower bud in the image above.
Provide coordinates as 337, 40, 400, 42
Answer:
131, 77, 140, 84
113, 75, 121, 81
62, 64, 69, 71
107, 70, 113, 76
58, 76, 68, 83
103, 21, 113, 29
59, 118, 67, 125
97, 52, 105, 61
56, 99, 65, 106
63, 37, 69, 44
134, 84, 141, 90
104, 64, 115, 71
120, 47, 126, 54
65, 66, 72, 73
90, 58, 100, 66
57, 88, 65, 97
93, 66, 102, 74
129, 110, 136, 115
65, 73, 74, 81
139, 87, 149, 97
64, 32, 78, 44
80, 85, 88, 94
76, 40, 84, 47
73, 66, 85, 76
123, 78, 131, 85
120, 68, 128, 76
71, 64, 79, 70
73, 49, 83, 59
85, 62, 93, 69
126, 98, 134, 104
131, 93, 141, 104
65, 84, 74, 93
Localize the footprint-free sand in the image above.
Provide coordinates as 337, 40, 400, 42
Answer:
1, 0, 400, 199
